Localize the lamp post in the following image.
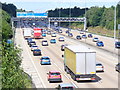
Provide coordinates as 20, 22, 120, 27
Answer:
114, 4, 116, 43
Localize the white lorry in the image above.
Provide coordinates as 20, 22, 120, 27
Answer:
64, 45, 96, 81
23, 28, 32, 39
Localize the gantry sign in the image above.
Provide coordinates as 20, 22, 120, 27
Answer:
49, 17, 85, 22
12, 12, 87, 30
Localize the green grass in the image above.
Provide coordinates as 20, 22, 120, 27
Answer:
70, 25, 120, 38
88, 26, 119, 38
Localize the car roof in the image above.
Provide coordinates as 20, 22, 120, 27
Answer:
96, 62, 102, 64
59, 37, 64, 38
41, 56, 49, 58
59, 83, 74, 87
42, 40, 47, 41
49, 71, 60, 73
94, 37, 98, 39
33, 49, 41, 50
31, 45, 38, 47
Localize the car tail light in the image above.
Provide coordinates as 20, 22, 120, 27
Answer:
102, 66, 104, 68
60, 75, 61, 78
91, 78, 95, 80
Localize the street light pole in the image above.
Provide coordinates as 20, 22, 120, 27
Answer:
114, 5, 116, 43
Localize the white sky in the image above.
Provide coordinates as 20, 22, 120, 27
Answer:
1, 0, 119, 12
1, 0, 119, 2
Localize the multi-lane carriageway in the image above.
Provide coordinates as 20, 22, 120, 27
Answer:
15, 24, 119, 88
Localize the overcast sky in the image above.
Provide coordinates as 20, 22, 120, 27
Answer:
1, 0, 119, 12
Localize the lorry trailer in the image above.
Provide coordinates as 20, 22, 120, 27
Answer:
64, 45, 96, 81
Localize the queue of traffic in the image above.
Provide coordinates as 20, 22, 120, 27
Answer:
22, 24, 120, 89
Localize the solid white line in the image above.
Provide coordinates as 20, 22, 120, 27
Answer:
53, 63, 70, 79
71, 82, 78, 88
22, 31, 46, 88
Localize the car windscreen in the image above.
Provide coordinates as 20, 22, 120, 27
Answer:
43, 41, 47, 42
94, 38, 98, 39
34, 49, 41, 51
32, 46, 38, 47
51, 73, 60, 75
96, 64, 102, 66
99, 41, 103, 43
116, 42, 120, 45
42, 57, 49, 60
62, 87, 73, 90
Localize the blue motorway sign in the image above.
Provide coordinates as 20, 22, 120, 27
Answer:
17, 12, 48, 17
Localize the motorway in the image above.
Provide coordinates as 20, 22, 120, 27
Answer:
15, 24, 118, 88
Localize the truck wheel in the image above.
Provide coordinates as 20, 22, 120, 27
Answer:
73, 76, 76, 81
66, 69, 69, 74
64, 67, 66, 71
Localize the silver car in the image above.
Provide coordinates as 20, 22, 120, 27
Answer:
96, 62, 104, 72
93, 37, 99, 42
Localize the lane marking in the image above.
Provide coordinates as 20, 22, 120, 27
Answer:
21, 29, 46, 88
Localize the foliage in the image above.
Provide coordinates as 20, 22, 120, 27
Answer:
1, 2, 17, 17
48, 4, 120, 30
2, 42, 31, 88
1, 2, 32, 88
48, 6, 88, 17
16, 8, 26, 12
1, 9, 13, 40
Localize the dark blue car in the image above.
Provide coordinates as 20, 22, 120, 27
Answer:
96, 41, 104, 47
115, 41, 120, 48
50, 39, 56, 43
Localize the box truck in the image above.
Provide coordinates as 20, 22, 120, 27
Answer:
33, 28, 42, 39
23, 28, 32, 39
64, 45, 96, 81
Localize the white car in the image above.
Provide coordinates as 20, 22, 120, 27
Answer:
42, 40, 48, 46
31, 45, 38, 51
96, 62, 104, 72
93, 37, 99, 42
56, 83, 75, 89
58, 37, 64, 41
51, 33, 56, 37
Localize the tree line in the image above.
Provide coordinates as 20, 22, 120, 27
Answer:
1, 2, 32, 88
48, 4, 120, 30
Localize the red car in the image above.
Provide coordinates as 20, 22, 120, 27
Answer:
47, 71, 62, 82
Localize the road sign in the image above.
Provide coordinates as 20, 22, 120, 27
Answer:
17, 12, 48, 18
118, 24, 120, 29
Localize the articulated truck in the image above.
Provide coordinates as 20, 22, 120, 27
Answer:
64, 45, 96, 81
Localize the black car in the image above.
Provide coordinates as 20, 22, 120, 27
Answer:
115, 63, 120, 72
115, 42, 120, 48
88, 34, 93, 38
33, 49, 41, 56
66, 30, 69, 33
29, 41, 36, 47
76, 35, 81, 40
68, 33, 73, 37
